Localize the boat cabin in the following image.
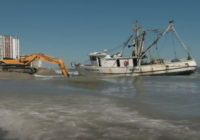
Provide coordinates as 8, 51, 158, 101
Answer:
89, 52, 109, 66
89, 52, 137, 68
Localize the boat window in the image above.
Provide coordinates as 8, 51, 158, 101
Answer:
90, 56, 97, 61
116, 59, 120, 67
98, 57, 101, 67
133, 58, 137, 66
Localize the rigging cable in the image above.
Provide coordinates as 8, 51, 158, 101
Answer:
171, 32, 177, 59
155, 43, 160, 59
172, 26, 191, 56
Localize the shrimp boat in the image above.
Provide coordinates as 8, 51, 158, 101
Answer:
75, 21, 197, 76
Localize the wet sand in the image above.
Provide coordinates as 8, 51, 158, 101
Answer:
0, 72, 33, 80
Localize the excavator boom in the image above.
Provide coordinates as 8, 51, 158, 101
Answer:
20, 53, 69, 77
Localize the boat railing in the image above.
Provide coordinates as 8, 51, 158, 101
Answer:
104, 56, 138, 60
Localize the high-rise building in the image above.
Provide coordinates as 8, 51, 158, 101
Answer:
0, 35, 20, 60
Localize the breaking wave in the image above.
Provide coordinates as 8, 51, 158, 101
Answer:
1, 73, 200, 140
0, 96, 200, 140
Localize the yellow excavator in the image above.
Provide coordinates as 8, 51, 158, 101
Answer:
0, 53, 69, 77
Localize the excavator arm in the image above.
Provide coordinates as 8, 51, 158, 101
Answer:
20, 53, 69, 77
0, 53, 69, 77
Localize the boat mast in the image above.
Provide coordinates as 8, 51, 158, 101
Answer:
133, 21, 145, 66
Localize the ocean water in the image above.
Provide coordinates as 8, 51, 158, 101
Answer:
0, 72, 200, 140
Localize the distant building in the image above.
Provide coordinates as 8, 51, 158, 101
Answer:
0, 35, 20, 60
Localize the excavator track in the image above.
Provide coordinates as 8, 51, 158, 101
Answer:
0, 64, 37, 74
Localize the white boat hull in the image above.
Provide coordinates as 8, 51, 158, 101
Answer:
75, 60, 197, 76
